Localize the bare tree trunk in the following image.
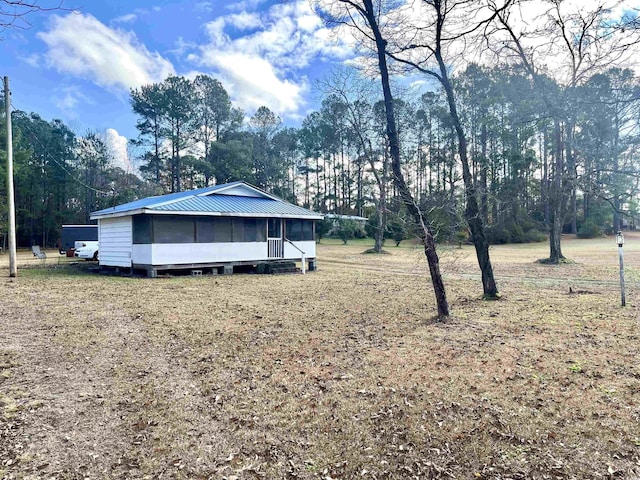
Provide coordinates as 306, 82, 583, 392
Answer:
361, 0, 449, 318
566, 118, 577, 235
305, 157, 310, 208
374, 146, 389, 252
548, 118, 566, 263
176, 120, 182, 193
541, 129, 550, 227
435, 51, 498, 299
480, 122, 489, 224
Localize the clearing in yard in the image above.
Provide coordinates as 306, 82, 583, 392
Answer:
0, 234, 639, 479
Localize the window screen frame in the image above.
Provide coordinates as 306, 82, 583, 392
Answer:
153, 215, 196, 244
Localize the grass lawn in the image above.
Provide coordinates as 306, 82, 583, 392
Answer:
0, 234, 639, 479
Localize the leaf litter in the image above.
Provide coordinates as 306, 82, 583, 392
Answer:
0, 235, 639, 478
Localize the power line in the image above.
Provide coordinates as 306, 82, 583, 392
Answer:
8, 102, 115, 196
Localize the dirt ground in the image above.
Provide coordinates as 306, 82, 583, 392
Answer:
0, 235, 639, 479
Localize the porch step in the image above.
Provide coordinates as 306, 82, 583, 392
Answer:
257, 261, 301, 274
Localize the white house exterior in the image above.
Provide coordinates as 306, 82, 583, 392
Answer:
90, 182, 323, 277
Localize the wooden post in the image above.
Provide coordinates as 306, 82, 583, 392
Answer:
617, 231, 625, 307
4, 76, 17, 277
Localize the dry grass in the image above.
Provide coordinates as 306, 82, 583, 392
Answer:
0, 235, 639, 479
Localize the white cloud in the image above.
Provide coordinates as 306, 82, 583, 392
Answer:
227, 12, 262, 30
168, 36, 198, 57
113, 13, 137, 24
195, 2, 213, 13
56, 92, 79, 110
225, 0, 268, 13
208, 51, 304, 113
53, 86, 94, 116
38, 13, 175, 91
103, 128, 132, 172
191, 0, 355, 118
24, 53, 41, 67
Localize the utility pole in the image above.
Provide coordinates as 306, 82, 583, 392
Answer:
4, 76, 17, 277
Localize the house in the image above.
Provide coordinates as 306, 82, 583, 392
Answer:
90, 181, 323, 277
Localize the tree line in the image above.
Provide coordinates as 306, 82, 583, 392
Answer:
0, 105, 148, 247
1, 61, 638, 253
129, 64, 640, 244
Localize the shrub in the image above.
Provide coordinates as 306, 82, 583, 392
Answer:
334, 218, 358, 244
524, 229, 547, 242
386, 219, 407, 246
509, 223, 526, 243
486, 225, 511, 244
486, 217, 547, 245
577, 220, 603, 239
365, 214, 379, 238
315, 218, 332, 243
354, 224, 367, 239
454, 229, 469, 247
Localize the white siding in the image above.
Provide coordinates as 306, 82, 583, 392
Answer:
132, 244, 152, 265
99, 217, 132, 267
132, 240, 316, 267
150, 242, 267, 265
283, 240, 316, 260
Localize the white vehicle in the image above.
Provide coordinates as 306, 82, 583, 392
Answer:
74, 241, 99, 261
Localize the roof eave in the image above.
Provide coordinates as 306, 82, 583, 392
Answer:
91, 209, 324, 221
90, 208, 147, 220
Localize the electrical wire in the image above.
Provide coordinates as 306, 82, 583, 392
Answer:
8, 101, 115, 196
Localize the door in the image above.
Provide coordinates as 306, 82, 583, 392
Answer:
267, 218, 283, 258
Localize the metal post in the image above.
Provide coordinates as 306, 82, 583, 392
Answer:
4, 76, 17, 277
617, 231, 625, 307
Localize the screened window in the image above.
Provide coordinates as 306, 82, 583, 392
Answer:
286, 219, 303, 241
285, 219, 314, 241
303, 220, 314, 241
133, 215, 271, 244
232, 218, 244, 242
255, 219, 267, 242
213, 218, 232, 242
133, 215, 153, 244
154, 216, 195, 243
196, 217, 215, 243
243, 218, 267, 242
268, 218, 281, 238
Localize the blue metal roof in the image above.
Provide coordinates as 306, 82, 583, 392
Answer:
91, 181, 321, 219
92, 183, 235, 216
153, 195, 319, 217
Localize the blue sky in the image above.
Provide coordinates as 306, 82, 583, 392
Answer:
0, 0, 355, 159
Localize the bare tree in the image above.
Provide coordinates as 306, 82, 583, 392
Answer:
315, 0, 450, 318
1, 1, 70, 31
489, 0, 640, 263
364, 0, 504, 298
319, 69, 391, 253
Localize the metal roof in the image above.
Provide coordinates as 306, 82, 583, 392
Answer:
154, 195, 319, 217
91, 183, 233, 216
91, 181, 321, 219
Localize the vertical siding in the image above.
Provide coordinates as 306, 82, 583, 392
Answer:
99, 217, 132, 267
